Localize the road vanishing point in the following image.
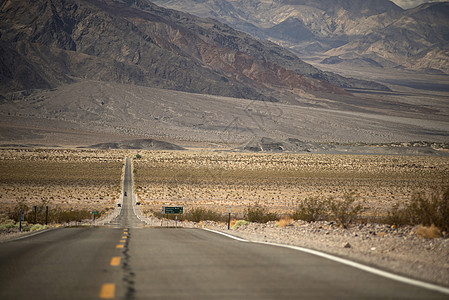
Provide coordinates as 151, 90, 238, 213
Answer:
0, 158, 448, 299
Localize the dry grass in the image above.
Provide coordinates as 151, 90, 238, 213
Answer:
276, 216, 294, 228
416, 224, 441, 239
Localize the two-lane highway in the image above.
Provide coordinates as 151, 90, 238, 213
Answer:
0, 158, 448, 299
106, 157, 146, 228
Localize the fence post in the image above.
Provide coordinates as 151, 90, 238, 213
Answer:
19, 208, 23, 232
228, 207, 232, 230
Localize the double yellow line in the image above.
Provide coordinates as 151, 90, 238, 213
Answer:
99, 228, 129, 299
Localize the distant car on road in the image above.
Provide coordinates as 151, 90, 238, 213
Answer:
136, 202, 141, 205
124, 192, 127, 197
117, 203, 121, 207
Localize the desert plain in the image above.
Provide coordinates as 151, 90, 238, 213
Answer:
1, 147, 448, 223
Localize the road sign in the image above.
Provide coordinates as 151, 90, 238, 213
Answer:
162, 206, 183, 214
92, 211, 98, 214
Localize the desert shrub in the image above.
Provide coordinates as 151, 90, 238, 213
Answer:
328, 194, 365, 227
408, 188, 449, 231
30, 224, 48, 232
184, 207, 224, 223
416, 224, 441, 239
49, 208, 95, 224
291, 197, 327, 222
150, 209, 163, 219
232, 220, 249, 229
0, 222, 17, 230
276, 217, 294, 227
8, 199, 29, 223
386, 203, 409, 227
388, 187, 449, 232
244, 203, 278, 223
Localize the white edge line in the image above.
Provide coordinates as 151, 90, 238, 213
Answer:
203, 228, 248, 242
130, 158, 150, 225
203, 228, 449, 296
3, 228, 58, 243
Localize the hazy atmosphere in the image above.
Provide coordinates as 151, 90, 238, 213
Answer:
1, 0, 448, 299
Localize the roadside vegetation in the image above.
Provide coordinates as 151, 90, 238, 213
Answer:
386, 187, 449, 232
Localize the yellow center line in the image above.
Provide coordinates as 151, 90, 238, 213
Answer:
110, 257, 121, 266
119, 239, 126, 243
122, 236, 127, 239
116, 244, 124, 249
99, 283, 115, 299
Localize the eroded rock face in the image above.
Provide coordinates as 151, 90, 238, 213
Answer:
153, 0, 449, 75
0, 0, 359, 99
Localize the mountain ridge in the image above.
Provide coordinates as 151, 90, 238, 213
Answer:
152, 0, 449, 74
0, 0, 388, 99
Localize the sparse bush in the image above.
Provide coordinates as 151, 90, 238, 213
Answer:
30, 224, 48, 232
386, 203, 408, 227
276, 216, 294, 227
232, 220, 249, 229
328, 194, 365, 227
291, 197, 327, 222
416, 224, 441, 239
408, 188, 449, 231
184, 207, 224, 223
244, 203, 278, 223
0, 222, 17, 230
135, 154, 142, 159
388, 187, 449, 232
49, 208, 94, 224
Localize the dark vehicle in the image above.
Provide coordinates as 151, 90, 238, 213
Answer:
136, 202, 141, 205
117, 203, 121, 207
124, 192, 127, 197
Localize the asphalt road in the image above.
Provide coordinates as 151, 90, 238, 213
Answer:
106, 157, 146, 229
0, 158, 447, 299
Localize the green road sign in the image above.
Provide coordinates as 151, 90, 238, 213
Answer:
92, 211, 98, 214
162, 206, 183, 214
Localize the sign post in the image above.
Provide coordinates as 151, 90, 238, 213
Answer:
92, 210, 98, 224
19, 208, 23, 232
161, 206, 183, 227
228, 207, 232, 230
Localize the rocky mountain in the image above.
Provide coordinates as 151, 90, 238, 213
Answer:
152, 0, 449, 74
0, 0, 388, 100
